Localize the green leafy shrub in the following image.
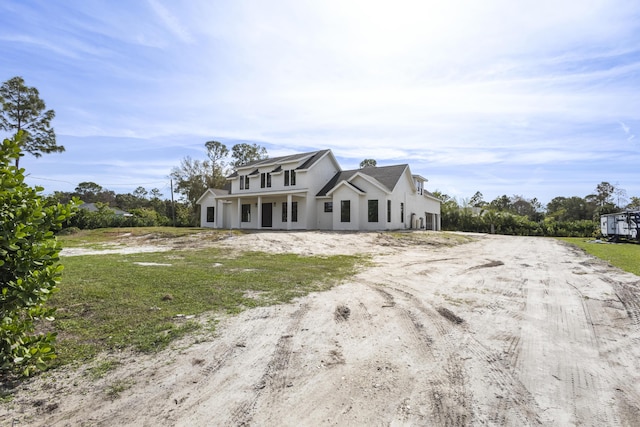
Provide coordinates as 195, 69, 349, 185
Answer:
0, 132, 77, 376
65, 205, 173, 229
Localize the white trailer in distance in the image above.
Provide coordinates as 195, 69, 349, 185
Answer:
600, 211, 640, 242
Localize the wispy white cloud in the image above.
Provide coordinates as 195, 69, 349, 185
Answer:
146, 0, 194, 44
619, 121, 636, 142
0, 34, 81, 58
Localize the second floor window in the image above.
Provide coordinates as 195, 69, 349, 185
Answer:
261, 172, 271, 188
284, 170, 297, 186
240, 175, 249, 190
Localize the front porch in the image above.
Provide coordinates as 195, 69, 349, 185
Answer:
219, 191, 309, 230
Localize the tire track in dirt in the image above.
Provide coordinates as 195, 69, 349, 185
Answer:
359, 281, 468, 424
610, 279, 640, 327
168, 309, 279, 424
247, 281, 418, 426
371, 285, 433, 353
358, 240, 481, 425
504, 334, 522, 371
559, 278, 624, 426
591, 276, 640, 424
462, 336, 542, 426
374, 284, 473, 426
229, 303, 310, 426
442, 243, 543, 426
482, 270, 527, 376
388, 284, 545, 426
523, 241, 599, 425
516, 247, 627, 427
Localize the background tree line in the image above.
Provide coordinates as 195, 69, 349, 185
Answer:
45, 141, 268, 229
436, 182, 640, 237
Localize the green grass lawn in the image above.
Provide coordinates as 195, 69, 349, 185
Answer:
558, 237, 640, 276
50, 230, 364, 366
57, 226, 230, 248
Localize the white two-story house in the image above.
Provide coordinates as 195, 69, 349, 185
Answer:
196, 149, 441, 231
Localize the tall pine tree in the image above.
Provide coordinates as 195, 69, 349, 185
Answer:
0, 76, 64, 167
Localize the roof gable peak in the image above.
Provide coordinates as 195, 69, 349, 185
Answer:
235, 149, 332, 172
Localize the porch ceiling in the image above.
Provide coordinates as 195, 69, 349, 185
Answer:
218, 190, 308, 200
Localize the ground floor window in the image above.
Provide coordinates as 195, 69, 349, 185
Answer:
206, 206, 215, 222
400, 202, 404, 223
282, 201, 298, 222
341, 200, 350, 222
368, 200, 378, 222
387, 200, 391, 222
324, 202, 333, 212
241, 204, 251, 222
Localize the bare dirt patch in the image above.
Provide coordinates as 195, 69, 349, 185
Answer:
3, 232, 640, 426
60, 230, 468, 257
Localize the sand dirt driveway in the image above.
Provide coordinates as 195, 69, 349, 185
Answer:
3, 232, 640, 426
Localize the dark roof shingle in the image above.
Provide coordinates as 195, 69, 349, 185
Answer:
316, 164, 408, 196
238, 149, 330, 170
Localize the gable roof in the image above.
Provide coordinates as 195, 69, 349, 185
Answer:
227, 149, 334, 180
236, 149, 331, 171
295, 149, 331, 170
326, 180, 366, 196
316, 164, 408, 197
196, 187, 230, 204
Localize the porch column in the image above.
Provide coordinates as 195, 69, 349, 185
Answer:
257, 196, 262, 229
286, 194, 292, 230
237, 198, 242, 229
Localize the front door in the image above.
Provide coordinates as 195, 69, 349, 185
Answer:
262, 203, 273, 227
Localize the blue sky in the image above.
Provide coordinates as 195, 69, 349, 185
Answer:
1, 0, 639, 206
